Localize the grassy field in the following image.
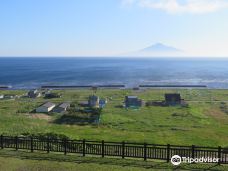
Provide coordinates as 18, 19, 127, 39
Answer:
0, 88, 228, 147
0, 149, 227, 171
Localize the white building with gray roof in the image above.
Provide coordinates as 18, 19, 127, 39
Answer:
36, 102, 56, 113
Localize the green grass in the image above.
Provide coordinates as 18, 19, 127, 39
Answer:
0, 150, 227, 171
0, 89, 228, 147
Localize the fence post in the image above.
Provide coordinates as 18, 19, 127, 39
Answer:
102, 140, 104, 158
218, 146, 222, 165
122, 141, 125, 159
15, 136, 18, 151
82, 139, 86, 157
167, 144, 170, 163
31, 137, 33, 153
47, 137, 50, 153
0, 135, 3, 149
192, 145, 195, 159
144, 143, 147, 161
64, 139, 67, 155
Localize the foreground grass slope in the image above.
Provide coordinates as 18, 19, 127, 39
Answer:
0, 150, 227, 171
0, 89, 228, 147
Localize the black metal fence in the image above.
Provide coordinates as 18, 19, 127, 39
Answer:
0, 135, 227, 164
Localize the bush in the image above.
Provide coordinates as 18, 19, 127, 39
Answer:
21, 132, 70, 140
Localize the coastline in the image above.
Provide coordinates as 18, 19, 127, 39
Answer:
5, 84, 228, 91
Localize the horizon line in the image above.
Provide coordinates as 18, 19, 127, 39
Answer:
1, 56, 228, 58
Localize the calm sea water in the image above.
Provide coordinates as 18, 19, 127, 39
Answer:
1, 57, 228, 89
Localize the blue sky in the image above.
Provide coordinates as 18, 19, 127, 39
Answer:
0, 0, 228, 57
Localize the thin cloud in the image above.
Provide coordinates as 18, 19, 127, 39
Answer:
122, 0, 228, 14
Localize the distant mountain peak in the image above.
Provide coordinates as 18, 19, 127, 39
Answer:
121, 43, 184, 57
140, 43, 181, 53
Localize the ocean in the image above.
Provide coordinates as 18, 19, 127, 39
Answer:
1, 57, 228, 89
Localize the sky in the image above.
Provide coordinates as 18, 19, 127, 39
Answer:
0, 0, 228, 57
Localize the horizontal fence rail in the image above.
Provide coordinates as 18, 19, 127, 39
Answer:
0, 135, 227, 164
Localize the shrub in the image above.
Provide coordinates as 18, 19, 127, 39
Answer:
21, 132, 70, 140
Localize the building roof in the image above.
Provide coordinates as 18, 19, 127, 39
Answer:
58, 102, 70, 109
79, 101, 89, 105
126, 96, 138, 99
42, 102, 56, 108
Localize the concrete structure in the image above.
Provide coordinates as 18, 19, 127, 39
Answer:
125, 96, 143, 108
36, 102, 56, 113
53, 103, 70, 113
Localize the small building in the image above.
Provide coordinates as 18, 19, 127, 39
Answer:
125, 96, 143, 108
53, 102, 70, 113
99, 99, 107, 108
28, 89, 41, 98
36, 102, 56, 113
0, 95, 4, 99
165, 93, 182, 105
88, 95, 100, 108
44, 92, 61, 99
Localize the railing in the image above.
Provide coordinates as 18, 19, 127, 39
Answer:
0, 135, 227, 164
